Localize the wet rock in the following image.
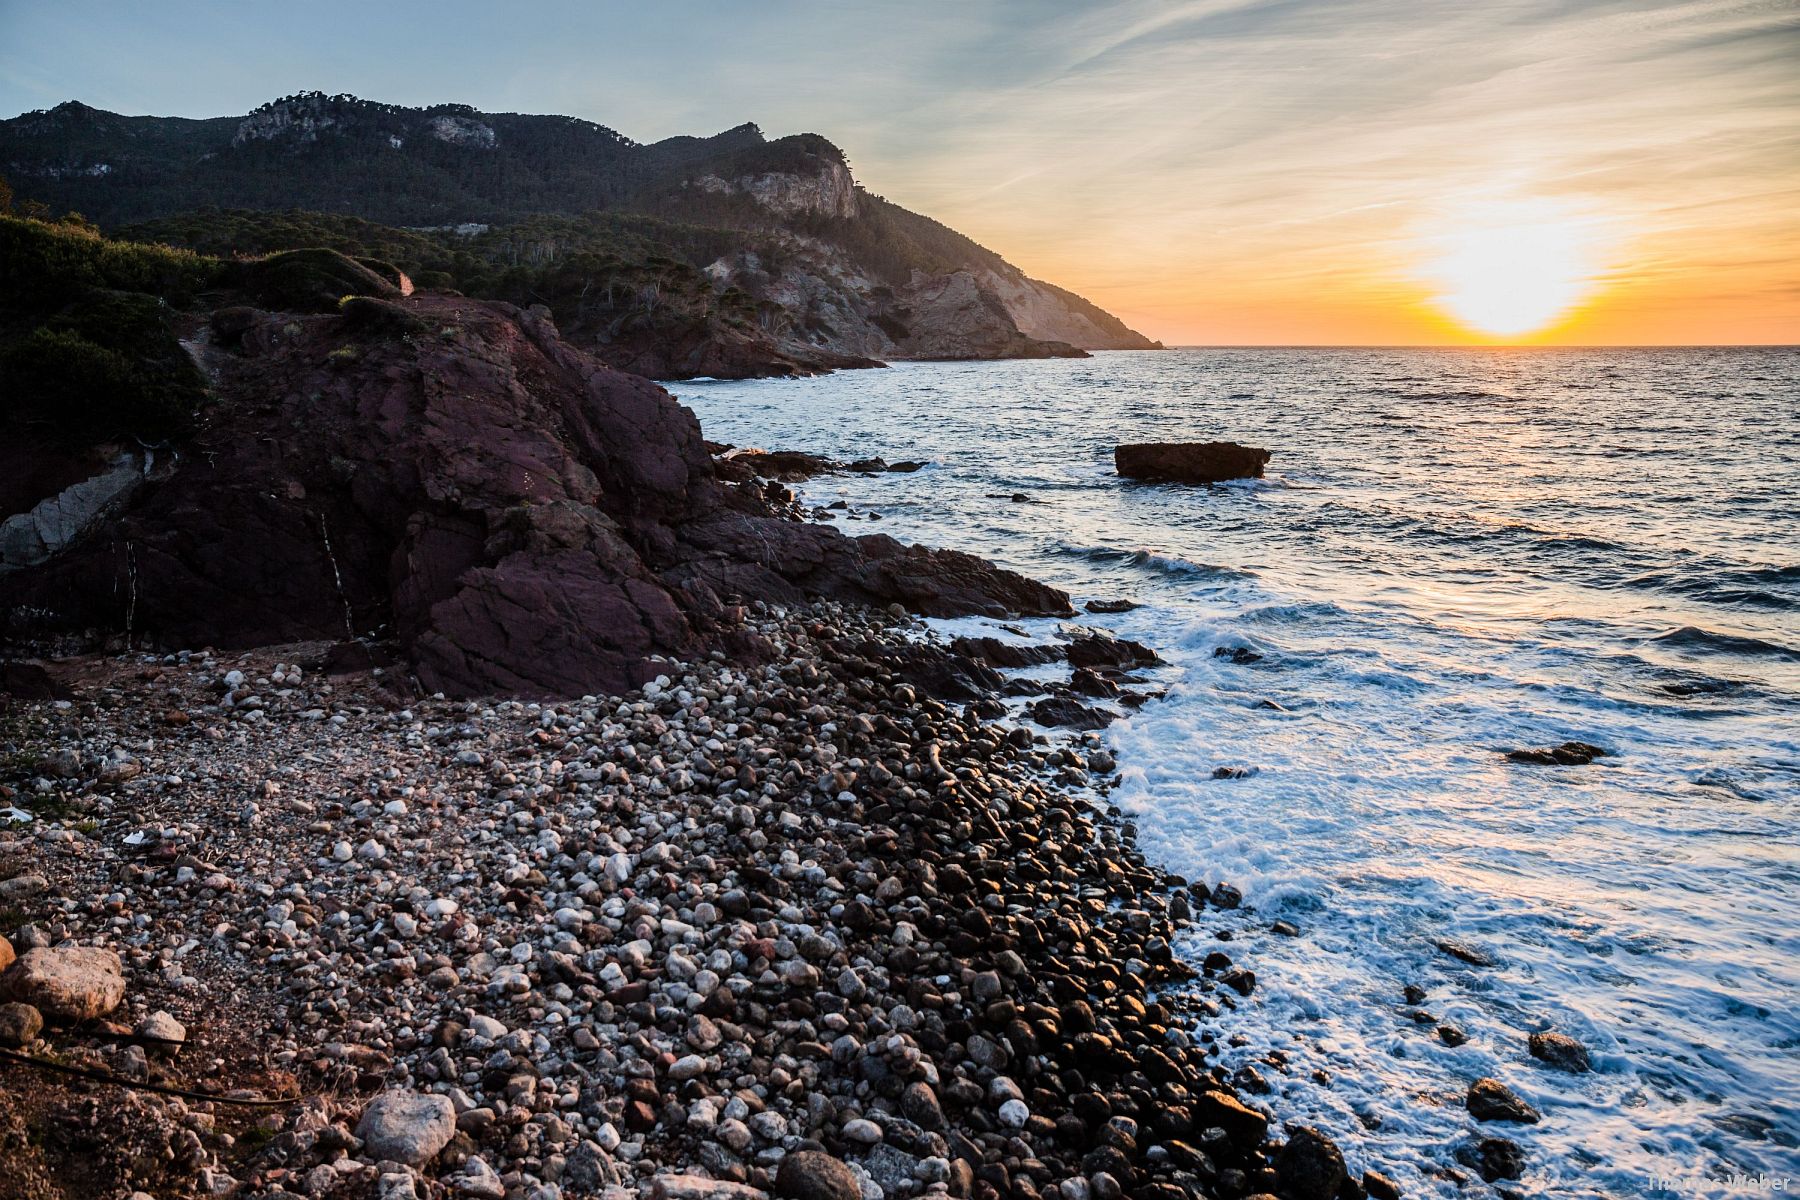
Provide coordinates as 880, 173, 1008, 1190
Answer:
0, 1001, 42, 1046
1434, 938, 1494, 967
1528, 1030, 1591, 1073
1466, 1079, 1541, 1124
775, 1151, 861, 1200
1115, 441, 1271, 485
1507, 741, 1607, 766
1213, 645, 1263, 665
1, 946, 125, 1021
1277, 1125, 1350, 1200
1195, 1089, 1268, 1145
1362, 1169, 1403, 1200
1085, 599, 1139, 613
1066, 633, 1158, 669
1461, 1137, 1526, 1182
1437, 1024, 1469, 1047
1029, 695, 1114, 730
355, 1090, 457, 1165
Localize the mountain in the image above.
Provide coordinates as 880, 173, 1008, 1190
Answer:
0, 93, 1161, 377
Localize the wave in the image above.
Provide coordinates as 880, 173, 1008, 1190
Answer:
1050, 542, 1259, 582
1646, 626, 1800, 662
1622, 565, 1800, 612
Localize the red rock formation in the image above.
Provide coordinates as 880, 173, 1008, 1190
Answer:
1, 295, 1070, 696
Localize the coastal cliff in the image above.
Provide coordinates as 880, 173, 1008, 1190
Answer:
0, 94, 1162, 379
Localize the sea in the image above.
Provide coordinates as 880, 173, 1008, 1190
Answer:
670, 348, 1800, 1199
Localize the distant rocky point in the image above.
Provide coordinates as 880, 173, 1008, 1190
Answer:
0, 92, 1162, 380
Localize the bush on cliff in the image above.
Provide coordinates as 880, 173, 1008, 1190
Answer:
0, 212, 220, 304
1, 289, 209, 445
225, 247, 398, 313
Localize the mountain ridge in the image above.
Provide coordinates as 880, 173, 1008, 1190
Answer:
0, 92, 1161, 377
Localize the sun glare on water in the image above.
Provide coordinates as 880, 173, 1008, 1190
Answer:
1418, 201, 1607, 338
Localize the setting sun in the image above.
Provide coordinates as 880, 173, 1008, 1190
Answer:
1417, 202, 1608, 338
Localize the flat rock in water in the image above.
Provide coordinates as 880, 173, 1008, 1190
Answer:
1466, 1078, 1541, 1124
1507, 740, 1607, 765
1, 946, 125, 1022
355, 1090, 456, 1165
1115, 440, 1271, 485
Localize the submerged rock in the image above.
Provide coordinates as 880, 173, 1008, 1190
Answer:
1115, 440, 1271, 485
1507, 740, 1608, 765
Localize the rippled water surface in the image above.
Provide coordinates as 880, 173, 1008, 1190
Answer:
673, 348, 1800, 1198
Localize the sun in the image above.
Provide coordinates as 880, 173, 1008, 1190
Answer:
1417, 201, 1605, 338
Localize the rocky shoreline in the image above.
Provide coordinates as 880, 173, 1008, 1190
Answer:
0, 601, 1390, 1200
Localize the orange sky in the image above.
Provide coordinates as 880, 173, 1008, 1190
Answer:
837, 2, 1800, 346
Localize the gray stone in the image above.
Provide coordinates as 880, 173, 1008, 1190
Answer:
355, 1090, 457, 1165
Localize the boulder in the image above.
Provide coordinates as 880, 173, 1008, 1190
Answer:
355, 1090, 456, 1165
1114, 441, 1270, 485
1, 946, 125, 1021
774, 1151, 861, 1200
0, 934, 12, 974
1528, 1030, 1591, 1073
1466, 1078, 1541, 1124
1277, 1125, 1349, 1200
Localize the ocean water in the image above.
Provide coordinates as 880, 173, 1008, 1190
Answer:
671, 348, 1800, 1198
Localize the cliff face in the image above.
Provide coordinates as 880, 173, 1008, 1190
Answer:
0, 280, 1072, 696
3, 94, 1161, 377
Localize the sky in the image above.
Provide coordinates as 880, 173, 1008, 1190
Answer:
2, 0, 1796, 345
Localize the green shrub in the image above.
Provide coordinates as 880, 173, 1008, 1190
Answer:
1, 289, 209, 444
0, 213, 220, 304
226, 247, 397, 313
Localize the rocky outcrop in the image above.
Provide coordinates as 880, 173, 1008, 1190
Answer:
1115, 441, 1272, 485
0, 294, 1070, 697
